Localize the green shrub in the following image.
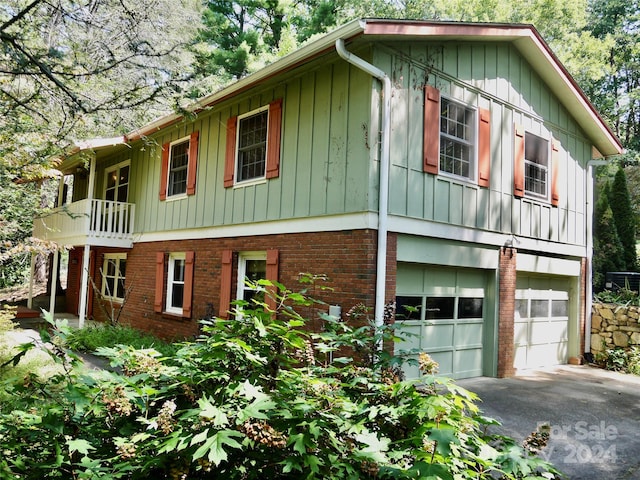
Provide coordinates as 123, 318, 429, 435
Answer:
66, 323, 178, 357
0, 282, 560, 479
596, 345, 640, 375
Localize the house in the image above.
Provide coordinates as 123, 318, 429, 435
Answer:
31, 19, 622, 379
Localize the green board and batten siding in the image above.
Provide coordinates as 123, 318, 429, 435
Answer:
92, 53, 376, 236
380, 41, 591, 247
91, 39, 594, 249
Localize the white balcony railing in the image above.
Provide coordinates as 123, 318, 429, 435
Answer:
33, 199, 135, 248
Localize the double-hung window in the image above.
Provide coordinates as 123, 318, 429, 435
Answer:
237, 108, 269, 183
513, 125, 560, 206
168, 140, 189, 197
154, 251, 195, 318
166, 253, 186, 315
159, 132, 199, 200
439, 98, 475, 179
102, 253, 127, 302
224, 99, 283, 187
423, 86, 491, 187
523, 132, 549, 198
236, 252, 267, 304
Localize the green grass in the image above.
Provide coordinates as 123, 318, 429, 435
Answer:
66, 324, 178, 357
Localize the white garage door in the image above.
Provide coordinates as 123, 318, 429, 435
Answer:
514, 276, 570, 370
395, 265, 486, 380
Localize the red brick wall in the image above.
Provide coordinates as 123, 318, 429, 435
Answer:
89, 229, 394, 340
579, 257, 587, 356
497, 246, 517, 378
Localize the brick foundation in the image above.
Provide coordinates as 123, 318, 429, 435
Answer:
497, 246, 517, 378
69, 229, 397, 340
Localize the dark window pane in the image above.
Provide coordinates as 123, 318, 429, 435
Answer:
552, 299, 568, 317
458, 298, 483, 319
173, 259, 185, 282
426, 297, 455, 319
396, 296, 423, 320
531, 299, 549, 318
119, 259, 126, 277
171, 283, 184, 308
245, 259, 266, 283
105, 277, 115, 296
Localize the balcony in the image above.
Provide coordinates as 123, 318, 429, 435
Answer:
33, 199, 135, 248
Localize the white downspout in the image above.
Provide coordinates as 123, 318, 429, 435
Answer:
585, 159, 607, 353
335, 38, 391, 333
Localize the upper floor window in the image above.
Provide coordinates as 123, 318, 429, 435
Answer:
102, 253, 127, 302
168, 139, 189, 197
224, 99, 283, 187
423, 86, 491, 188
513, 125, 559, 206
237, 108, 269, 183
440, 98, 475, 179
159, 132, 199, 201
524, 132, 549, 198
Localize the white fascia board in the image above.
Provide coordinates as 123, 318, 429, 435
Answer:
388, 215, 586, 258
134, 212, 378, 243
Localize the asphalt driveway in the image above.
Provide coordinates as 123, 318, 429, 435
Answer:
459, 365, 640, 479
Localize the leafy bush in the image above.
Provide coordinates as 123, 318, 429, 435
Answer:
596, 346, 640, 375
0, 282, 560, 479
66, 323, 178, 357
594, 288, 640, 306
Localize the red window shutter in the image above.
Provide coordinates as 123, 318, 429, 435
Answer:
182, 251, 195, 318
478, 108, 491, 188
187, 131, 199, 195
265, 249, 279, 312
154, 252, 165, 313
219, 249, 233, 318
551, 139, 560, 207
266, 98, 283, 179
224, 117, 237, 188
513, 124, 525, 198
159, 143, 170, 200
423, 85, 440, 174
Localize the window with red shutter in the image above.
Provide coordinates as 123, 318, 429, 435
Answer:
224, 99, 283, 188
160, 132, 199, 200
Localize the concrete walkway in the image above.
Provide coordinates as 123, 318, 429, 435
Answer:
459, 366, 640, 479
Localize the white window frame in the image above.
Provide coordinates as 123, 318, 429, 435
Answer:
235, 105, 270, 186
103, 160, 131, 203
523, 132, 550, 200
236, 251, 267, 303
166, 252, 186, 315
439, 96, 477, 182
166, 136, 191, 199
101, 253, 127, 302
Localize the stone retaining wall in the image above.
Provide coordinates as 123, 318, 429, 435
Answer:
591, 303, 640, 353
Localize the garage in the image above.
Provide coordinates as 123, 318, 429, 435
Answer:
514, 275, 571, 370
395, 264, 489, 380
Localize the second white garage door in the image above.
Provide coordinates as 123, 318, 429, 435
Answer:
514, 275, 570, 370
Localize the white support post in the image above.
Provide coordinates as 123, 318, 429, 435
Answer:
49, 248, 59, 316
78, 244, 90, 329
27, 253, 35, 309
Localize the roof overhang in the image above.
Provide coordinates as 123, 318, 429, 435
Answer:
74, 19, 622, 159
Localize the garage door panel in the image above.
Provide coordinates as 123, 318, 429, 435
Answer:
454, 322, 483, 347
454, 349, 483, 378
430, 351, 454, 377
514, 321, 529, 346
423, 324, 454, 349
